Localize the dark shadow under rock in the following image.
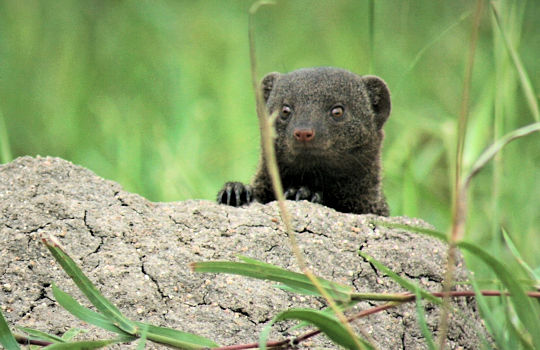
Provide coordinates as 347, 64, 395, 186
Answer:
0, 156, 485, 349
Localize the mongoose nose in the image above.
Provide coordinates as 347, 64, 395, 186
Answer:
293, 128, 315, 142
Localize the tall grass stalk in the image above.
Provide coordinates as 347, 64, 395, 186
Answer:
367, 0, 375, 74
438, 0, 540, 345
248, 0, 298, 269
491, 1, 540, 122
0, 109, 12, 164
248, 2, 365, 349
439, 0, 484, 347
487, 0, 526, 264
489, 3, 506, 255
394, 10, 471, 97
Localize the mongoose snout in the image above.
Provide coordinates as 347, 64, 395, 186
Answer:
293, 128, 315, 142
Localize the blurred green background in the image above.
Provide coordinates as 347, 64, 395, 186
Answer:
0, 1, 539, 271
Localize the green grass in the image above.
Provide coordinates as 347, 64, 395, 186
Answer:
0, 0, 539, 343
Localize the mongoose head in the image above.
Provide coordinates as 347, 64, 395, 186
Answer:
261, 67, 391, 173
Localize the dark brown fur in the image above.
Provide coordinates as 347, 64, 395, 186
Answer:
217, 67, 391, 216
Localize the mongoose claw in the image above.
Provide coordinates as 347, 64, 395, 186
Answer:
284, 187, 299, 200
284, 187, 323, 204
217, 182, 253, 207
295, 187, 311, 201
310, 191, 323, 204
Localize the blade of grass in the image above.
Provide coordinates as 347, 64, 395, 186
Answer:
500, 290, 534, 350
248, 0, 301, 269
464, 122, 540, 188
367, 0, 375, 74
505, 311, 534, 350
490, 2, 539, 122
52, 283, 129, 334
238, 255, 352, 302
42, 235, 138, 334
0, 109, 13, 164
395, 10, 471, 95
274, 283, 322, 296
466, 241, 540, 348
41, 338, 123, 349
489, 4, 504, 255
287, 300, 361, 332
401, 164, 419, 217
502, 228, 540, 281
53, 284, 217, 348
470, 275, 508, 349
138, 323, 219, 349
454, 0, 483, 204
380, 221, 540, 347
136, 324, 148, 350
443, 0, 484, 344
357, 250, 440, 304
0, 309, 20, 350
16, 327, 65, 343
191, 260, 352, 301
414, 287, 436, 350
259, 308, 374, 350
61, 328, 87, 341
248, 2, 365, 347
237, 255, 355, 300
237, 255, 286, 268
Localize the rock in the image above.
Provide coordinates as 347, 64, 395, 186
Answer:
0, 156, 484, 349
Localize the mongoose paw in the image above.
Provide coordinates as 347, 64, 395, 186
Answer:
217, 182, 253, 207
284, 186, 323, 204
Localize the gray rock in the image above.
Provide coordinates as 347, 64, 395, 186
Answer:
0, 156, 484, 349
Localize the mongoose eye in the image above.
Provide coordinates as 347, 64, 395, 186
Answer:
280, 105, 292, 118
331, 106, 344, 118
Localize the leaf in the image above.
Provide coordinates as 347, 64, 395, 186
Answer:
53, 283, 218, 347
505, 312, 535, 350
502, 228, 540, 282
237, 255, 279, 267
52, 284, 130, 335
457, 240, 540, 347
192, 258, 352, 302
273, 283, 321, 296
414, 287, 436, 350
357, 250, 440, 304
248, 0, 275, 15
259, 308, 374, 350
42, 338, 122, 349
0, 309, 20, 350
138, 323, 219, 349
395, 10, 471, 95
367, 0, 375, 73
61, 328, 87, 341
464, 122, 540, 187
16, 327, 65, 343
0, 108, 12, 164
380, 222, 540, 348
136, 324, 148, 350
287, 301, 361, 332
42, 236, 138, 334
491, 2, 539, 122
470, 277, 508, 349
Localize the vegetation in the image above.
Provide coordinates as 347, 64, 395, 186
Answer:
0, 0, 539, 348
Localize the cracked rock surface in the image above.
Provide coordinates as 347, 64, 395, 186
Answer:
0, 156, 484, 349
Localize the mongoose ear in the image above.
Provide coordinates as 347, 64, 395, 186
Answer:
261, 72, 280, 103
363, 75, 391, 129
